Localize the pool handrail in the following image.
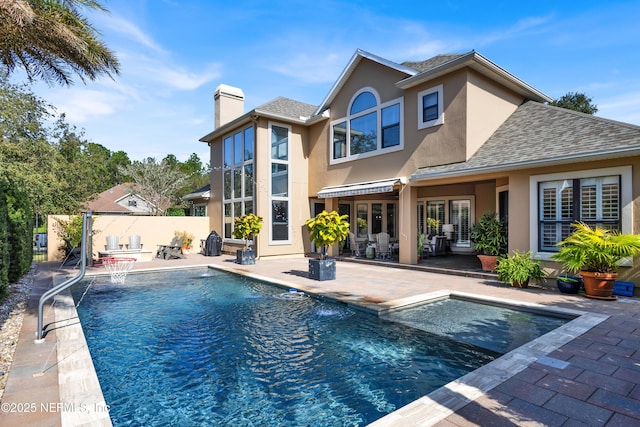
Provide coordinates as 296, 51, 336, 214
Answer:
35, 211, 91, 342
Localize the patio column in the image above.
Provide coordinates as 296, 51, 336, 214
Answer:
399, 184, 418, 264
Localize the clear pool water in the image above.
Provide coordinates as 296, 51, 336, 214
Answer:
71, 268, 566, 426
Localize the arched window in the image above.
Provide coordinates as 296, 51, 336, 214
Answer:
330, 88, 403, 163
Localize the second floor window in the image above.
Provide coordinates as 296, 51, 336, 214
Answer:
330, 88, 403, 164
418, 84, 444, 129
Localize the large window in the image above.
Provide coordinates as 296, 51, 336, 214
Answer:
418, 197, 472, 248
538, 176, 620, 251
417, 84, 444, 129
223, 126, 254, 239
270, 123, 290, 243
330, 88, 403, 164
356, 201, 397, 239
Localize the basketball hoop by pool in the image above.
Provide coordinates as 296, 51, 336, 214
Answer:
100, 257, 136, 284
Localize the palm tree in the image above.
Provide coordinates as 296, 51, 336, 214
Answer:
0, 0, 120, 85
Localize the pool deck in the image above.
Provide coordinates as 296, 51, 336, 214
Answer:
1, 254, 639, 426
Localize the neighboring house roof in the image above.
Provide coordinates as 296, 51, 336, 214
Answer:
411, 101, 640, 181
182, 184, 211, 201
84, 184, 153, 214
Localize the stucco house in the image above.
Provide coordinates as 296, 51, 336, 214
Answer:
83, 184, 155, 215
181, 184, 210, 216
200, 49, 640, 280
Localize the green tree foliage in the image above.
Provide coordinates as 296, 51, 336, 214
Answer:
549, 92, 598, 115
0, 77, 131, 214
119, 158, 190, 216
0, 176, 33, 293
0, 0, 120, 86
6, 181, 33, 283
0, 179, 9, 291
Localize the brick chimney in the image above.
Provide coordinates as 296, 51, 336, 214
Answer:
214, 84, 245, 128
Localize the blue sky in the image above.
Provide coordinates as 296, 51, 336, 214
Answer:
21, 0, 640, 162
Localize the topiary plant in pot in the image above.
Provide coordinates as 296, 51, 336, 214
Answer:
495, 250, 547, 288
470, 211, 507, 271
232, 214, 263, 264
305, 210, 350, 281
551, 222, 640, 299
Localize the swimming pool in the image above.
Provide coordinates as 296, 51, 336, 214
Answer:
71, 268, 568, 426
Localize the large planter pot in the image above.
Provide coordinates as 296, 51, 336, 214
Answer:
513, 279, 529, 288
557, 276, 582, 294
477, 254, 498, 272
580, 271, 617, 300
236, 249, 256, 265
309, 258, 336, 281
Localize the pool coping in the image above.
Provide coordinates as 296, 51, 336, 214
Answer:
55, 264, 609, 426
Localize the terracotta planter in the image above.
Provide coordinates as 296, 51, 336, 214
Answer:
580, 271, 617, 300
513, 279, 529, 288
477, 254, 498, 272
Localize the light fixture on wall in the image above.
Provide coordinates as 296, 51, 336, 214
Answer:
442, 224, 454, 240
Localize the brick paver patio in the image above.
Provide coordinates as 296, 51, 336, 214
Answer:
1, 254, 638, 426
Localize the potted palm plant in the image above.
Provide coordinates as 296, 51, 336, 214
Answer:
232, 214, 263, 265
551, 222, 640, 299
470, 211, 507, 271
495, 250, 547, 288
305, 210, 350, 280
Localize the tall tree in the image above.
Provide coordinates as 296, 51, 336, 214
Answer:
119, 158, 190, 216
0, 0, 120, 85
549, 92, 598, 115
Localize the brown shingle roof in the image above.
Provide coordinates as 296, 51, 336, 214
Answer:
84, 184, 139, 213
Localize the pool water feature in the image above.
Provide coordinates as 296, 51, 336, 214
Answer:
71, 268, 568, 426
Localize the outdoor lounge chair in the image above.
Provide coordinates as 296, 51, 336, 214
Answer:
375, 232, 391, 259
62, 239, 83, 267
424, 235, 447, 257
156, 236, 185, 260
349, 232, 366, 258
105, 235, 120, 251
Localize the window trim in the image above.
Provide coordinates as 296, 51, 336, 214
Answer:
417, 84, 444, 129
268, 121, 292, 245
529, 166, 632, 260
329, 87, 404, 165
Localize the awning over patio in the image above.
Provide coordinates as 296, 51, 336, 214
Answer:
317, 177, 405, 199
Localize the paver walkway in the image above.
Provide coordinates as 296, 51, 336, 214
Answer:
1, 254, 639, 426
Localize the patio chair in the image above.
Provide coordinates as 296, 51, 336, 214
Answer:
105, 235, 120, 251
62, 239, 83, 267
375, 232, 391, 259
349, 232, 366, 258
156, 236, 185, 260
424, 235, 447, 257
128, 235, 142, 250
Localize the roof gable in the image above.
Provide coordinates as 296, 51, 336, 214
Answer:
84, 184, 153, 214
313, 49, 418, 115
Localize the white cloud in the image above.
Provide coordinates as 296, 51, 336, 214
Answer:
47, 88, 130, 122
98, 14, 166, 54
268, 52, 347, 85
